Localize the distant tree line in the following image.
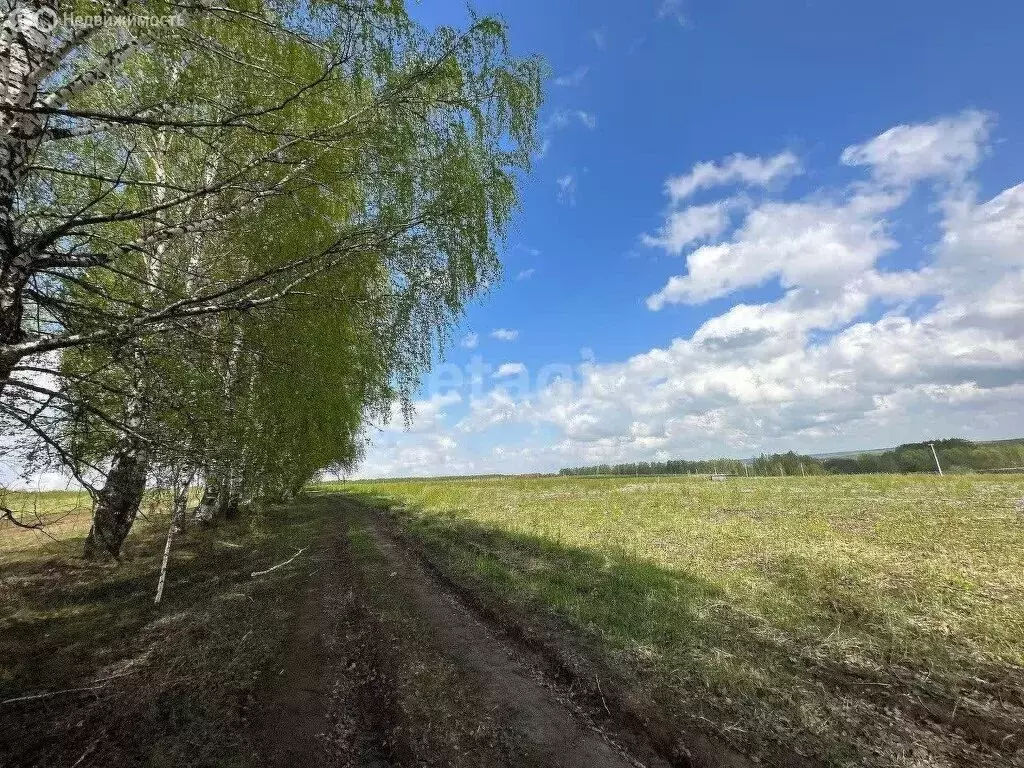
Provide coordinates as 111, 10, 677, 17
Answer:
560, 457, 749, 477
558, 439, 1024, 477
817, 439, 1024, 474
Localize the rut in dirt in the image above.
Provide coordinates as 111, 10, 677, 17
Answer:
255, 494, 657, 768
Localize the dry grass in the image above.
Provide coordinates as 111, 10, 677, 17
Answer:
0, 493, 328, 767
337, 474, 1024, 767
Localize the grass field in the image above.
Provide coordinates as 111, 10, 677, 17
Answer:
0, 489, 96, 558
341, 474, 1024, 766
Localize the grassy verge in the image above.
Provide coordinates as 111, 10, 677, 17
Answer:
1, 495, 328, 768
335, 474, 1024, 767
328, 514, 526, 765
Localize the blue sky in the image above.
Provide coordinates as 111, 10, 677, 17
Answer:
357, 0, 1024, 477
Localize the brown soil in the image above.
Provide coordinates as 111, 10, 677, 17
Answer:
254, 494, 669, 768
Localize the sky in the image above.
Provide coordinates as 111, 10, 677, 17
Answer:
355, 0, 1024, 478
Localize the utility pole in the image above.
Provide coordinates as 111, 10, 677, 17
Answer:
929, 442, 943, 476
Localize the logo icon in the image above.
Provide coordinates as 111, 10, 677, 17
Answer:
34, 7, 59, 33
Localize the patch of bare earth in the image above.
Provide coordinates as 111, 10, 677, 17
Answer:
360, 502, 764, 768
255, 495, 668, 767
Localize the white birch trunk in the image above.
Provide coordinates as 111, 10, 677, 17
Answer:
154, 471, 192, 604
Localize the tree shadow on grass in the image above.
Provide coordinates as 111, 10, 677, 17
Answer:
0, 499, 327, 768
336, 489, 1023, 767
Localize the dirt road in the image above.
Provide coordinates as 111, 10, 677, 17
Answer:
255, 495, 664, 768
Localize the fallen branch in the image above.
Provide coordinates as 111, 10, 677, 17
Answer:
154, 514, 179, 605
69, 734, 103, 768
251, 547, 307, 577
1, 684, 104, 706
595, 674, 611, 716
0, 672, 136, 706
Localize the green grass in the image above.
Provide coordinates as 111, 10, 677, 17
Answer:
335, 474, 1024, 766
1, 494, 328, 767
0, 489, 96, 559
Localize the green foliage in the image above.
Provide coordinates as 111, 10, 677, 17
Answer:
46, 0, 542, 498
559, 439, 1024, 477
821, 438, 1024, 474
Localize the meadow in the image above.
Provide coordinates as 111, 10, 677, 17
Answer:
344, 474, 1024, 766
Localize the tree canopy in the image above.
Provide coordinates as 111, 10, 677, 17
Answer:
0, 0, 542, 554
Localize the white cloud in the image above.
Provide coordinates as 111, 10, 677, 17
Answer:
516, 268, 536, 281
666, 151, 801, 203
0, 466, 81, 492
547, 109, 596, 131
557, 173, 577, 204
658, 0, 688, 26
646, 194, 900, 308
491, 328, 519, 342
553, 66, 589, 87
538, 110, 596, 159
381, 391, 462, 434
590, 29, 606, 49
545, 112, 1024, 455
494, 362, 527, 378
460, 332, 479, 349
457, 388, 522, 433
840, 110, 990, 185
641, 199, 737, 255
354, 110, 1024, 478
353, 432, 470, 479
647, 111, 994, 310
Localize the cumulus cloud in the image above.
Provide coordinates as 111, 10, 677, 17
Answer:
355, 110, 1024, 478
840, 110, 990, 185
646, 194, 900, 308
460, 332, 479, 349
494, 362, 527, 378
666, 150, 800, 202
516, 268, 536, 281
354, 432, 469, 479
646, 112, 995, 311
491, 328, 519, 341
380, 391, 462, 434
641, 199, 737, 255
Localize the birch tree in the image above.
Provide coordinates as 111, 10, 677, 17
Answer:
1, 0, 541, 554
1, 0, 540, 381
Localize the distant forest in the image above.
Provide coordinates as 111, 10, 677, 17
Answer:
558, 439, 1024, 477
